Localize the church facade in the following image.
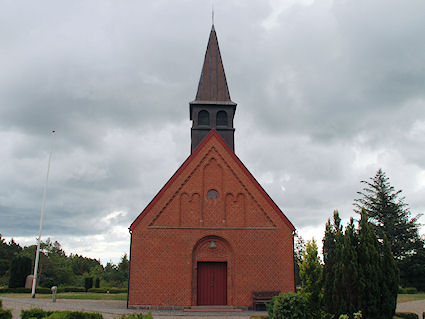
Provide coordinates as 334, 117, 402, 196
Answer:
128, 25, 295, 309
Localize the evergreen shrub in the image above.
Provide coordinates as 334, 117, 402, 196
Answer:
36, 287, 52, 294
108, 288, 127, 293
87, 288, 106, 293
271, 293, 308, 319
0, 309, 12, 319
45, 311, 103, 319
84, 278, 93, 292
8, 256, 32, 288
7, 287, 30, 293
394, 313, 419, 319
61, 287, 85, 293
21, 309, 103, 319
21, 308, 53, 319
94, 278, 100, 288
405, 287, 418, 294
2, 287, 51, 294
87, 288, 127, 294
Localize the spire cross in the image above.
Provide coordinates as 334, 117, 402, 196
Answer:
212, 2, 214, 26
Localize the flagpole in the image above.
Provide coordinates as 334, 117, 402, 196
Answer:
31, 130, 56, 298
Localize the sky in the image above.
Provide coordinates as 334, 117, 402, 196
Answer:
1, 0, 424, 264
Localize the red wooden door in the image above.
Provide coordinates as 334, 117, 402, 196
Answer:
197, 262, 227, 305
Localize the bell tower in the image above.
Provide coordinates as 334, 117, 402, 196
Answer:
190, 25, 237, 153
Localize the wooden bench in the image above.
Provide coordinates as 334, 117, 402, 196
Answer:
252, 291, 280, 311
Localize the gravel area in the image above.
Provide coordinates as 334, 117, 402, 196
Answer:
2, 296, 423, 319
0, 297, 265, 319
396, 299, 425, 317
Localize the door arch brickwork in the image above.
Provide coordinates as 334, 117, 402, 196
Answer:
191, 235, 234, 306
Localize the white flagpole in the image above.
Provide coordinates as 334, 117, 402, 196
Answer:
31, 130, 56, 298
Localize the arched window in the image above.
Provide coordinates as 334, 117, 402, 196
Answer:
216, 111, 228, 126
198, 110, 210, 126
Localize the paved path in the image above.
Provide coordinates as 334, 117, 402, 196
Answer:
0, 297, 266, 319
396, 299, 425, 317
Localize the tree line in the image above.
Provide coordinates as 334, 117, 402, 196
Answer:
0, 237, 129, 289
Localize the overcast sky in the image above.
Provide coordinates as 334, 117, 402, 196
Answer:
1, 0, 424, 264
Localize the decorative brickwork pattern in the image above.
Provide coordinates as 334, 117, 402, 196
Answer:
128, 131, 295, 308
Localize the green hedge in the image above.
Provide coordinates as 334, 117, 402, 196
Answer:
87, 288, 127, 294
46, 311, 102, 319
0, 287, 51, 294
395, 313, 419, 319
0, 309, 12, 319
398, 287, 418, 294
21, 309, 102, 319
21, 308, 53, 319
57, 287, 86, 293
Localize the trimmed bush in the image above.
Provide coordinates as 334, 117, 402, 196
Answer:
2, 287, 51, 294
94, 278, 100, 289
37, 287, 52, 294
405, 287, 418, 294
87, 288, 107, 293
0, 309, 12, 319
108, 288, 127, 294
271, 293, 308, 319
22, 309, 102, 319
58, 287, 85, 293
399, 287, 418, 294
395, 313, 419, 319
87, 288, 127, 294
45, 311, 103, 319
7, 287, 30, 293
21, 308, 53, 319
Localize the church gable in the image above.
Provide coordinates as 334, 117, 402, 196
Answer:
131, 130, 293, 231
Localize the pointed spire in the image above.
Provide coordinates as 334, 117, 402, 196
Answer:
194, 26, 233, 103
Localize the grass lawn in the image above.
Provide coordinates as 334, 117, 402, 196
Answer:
397, 293, 425, 303
0, 292, 127, 300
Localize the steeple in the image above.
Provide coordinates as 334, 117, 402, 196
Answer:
190, 25, 237, 153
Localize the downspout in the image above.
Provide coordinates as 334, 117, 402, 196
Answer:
292, 230, 296, 293
127, 228, 132, 309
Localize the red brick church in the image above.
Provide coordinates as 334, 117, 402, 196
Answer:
128, 25, 295, 309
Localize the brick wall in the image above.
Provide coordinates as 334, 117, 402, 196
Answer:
128, 131, 295, 307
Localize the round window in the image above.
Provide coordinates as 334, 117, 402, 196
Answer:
207, 189, 218, 200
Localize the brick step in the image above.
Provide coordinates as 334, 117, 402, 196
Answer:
184, 305, 242, 312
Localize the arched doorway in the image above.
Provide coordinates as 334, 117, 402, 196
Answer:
192, 236, 234, 306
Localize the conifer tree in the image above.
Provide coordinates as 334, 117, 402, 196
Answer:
299, 239, 322, 317
354, 169, 422, 260
380, 235, 399, 319
341, 218, 359, 315
357, 212, 381, 319
322, 211, 345, 316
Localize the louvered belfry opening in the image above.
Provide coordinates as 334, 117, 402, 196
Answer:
190, 25, 237, 153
